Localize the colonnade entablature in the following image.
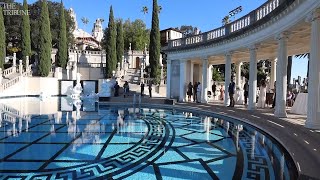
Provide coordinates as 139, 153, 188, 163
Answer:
165, 1, 320, 129
164, 0, 320, 61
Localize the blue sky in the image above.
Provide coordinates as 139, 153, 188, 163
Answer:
17, 0, 308, 80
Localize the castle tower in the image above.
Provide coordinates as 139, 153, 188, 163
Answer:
92, 18, 104, 42
69, 8, 78, 30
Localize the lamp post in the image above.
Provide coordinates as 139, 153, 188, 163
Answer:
112, 70, 116, 78
160, 64, 164, 85
140, 62, 144, 84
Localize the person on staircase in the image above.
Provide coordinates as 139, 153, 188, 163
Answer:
123, 81, 129, 98
148, 81, 152, 98
140, 82, 145, 96
114, 82, 120, 97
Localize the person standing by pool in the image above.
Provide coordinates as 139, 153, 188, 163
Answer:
197, 82, 201, 103
148, 81, 152, 98
272, 81, 277, 108
212, 82, 217, 97
140, 82, 145, 96
123, 81, 129, 98
228, 79, 236, 107
193, 82, 198, 102
220, 85, 224, 100
114, 82, 120, 97
187, 82, 193, 102
243, 79, 249, 105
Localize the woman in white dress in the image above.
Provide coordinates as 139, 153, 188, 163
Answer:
257, 79, 267, 108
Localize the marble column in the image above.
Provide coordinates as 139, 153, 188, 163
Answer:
19, 60, 23, 75
235, 61, 243, 89
208, 64, 213, 92
190, 62, 194, 84
199, 64, 203, 82
224, 53, 232, 106
166, 60, 172, 99
248, 46, 258, 110
270, 58, 277, 89
179, 60, 186, 102
13, 53, 16, 67
306, 9, 320, 129
274, 33, 289, 118
202, 58, 208, 103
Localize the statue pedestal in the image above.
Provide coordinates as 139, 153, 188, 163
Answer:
156, 84, 167, 97
98, 79, 115, 101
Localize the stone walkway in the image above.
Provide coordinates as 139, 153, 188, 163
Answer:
103, 97, 320, 180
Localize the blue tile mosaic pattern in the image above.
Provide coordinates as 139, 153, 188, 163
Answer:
0, 99, 297, 179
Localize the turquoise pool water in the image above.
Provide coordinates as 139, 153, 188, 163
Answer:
0, 97, 297, 179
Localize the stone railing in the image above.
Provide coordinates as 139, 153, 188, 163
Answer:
3, 66, 17, 77
0, 62, 32, 92
168, 0, 293, 50
0, 75, 22, 92
78, 63, 106, 68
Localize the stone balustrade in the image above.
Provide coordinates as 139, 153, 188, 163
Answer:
0, 76, 21, 92
207, 27, 226, 41
0, 61, 32, 92
256, 0, 280, 21
77, 63, 106, 68
168, 0, 291, 50
3, 66, 17, 77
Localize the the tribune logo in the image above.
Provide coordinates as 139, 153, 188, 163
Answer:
0, 2, 30, 16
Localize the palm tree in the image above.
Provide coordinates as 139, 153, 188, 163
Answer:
222, 15, 230, 26
295, 53, 310, 79
81, 17, 89, 37
141, 6, 148, 26
158, 5, 162, 13
141, 6, 148, 15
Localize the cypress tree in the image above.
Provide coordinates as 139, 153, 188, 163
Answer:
105, 6, 117, 78
38, 0, 52, 76
148, 0, 161, 81
0, 7, 5, 69
116, 20, 124, 68
56, 0, 68, 68
21, 0, 31, 66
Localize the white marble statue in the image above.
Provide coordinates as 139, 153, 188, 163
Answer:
70, 73, 83, 99
99, 79, 116, 97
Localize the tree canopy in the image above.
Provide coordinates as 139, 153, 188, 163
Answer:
148, 0, 161, 81
104, 6, 117, 78
38, 0, 52, 77
21, 0, 31, 64
123, 19, 150, 51
116, 20, 124, 68
56, 1, 68, 68
0, 6, 5, 69
3, 0, 75, 59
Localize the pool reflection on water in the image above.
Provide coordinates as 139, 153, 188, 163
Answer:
0, 97, 297, 179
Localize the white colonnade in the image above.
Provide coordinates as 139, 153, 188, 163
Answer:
306, 9, 320, 129
274, 33, 289, 118
224, 53, 232, 106
248, 46, 258, 110
201, 58, 208, 103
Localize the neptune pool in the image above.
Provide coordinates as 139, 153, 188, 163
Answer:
0, 97, 297, 179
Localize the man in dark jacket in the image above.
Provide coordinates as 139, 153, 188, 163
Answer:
228, 79, 235, 107
140, 83, 145, 96
193, 82, 198, 102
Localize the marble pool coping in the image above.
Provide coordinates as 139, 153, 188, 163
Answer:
100, 98, 320, 180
